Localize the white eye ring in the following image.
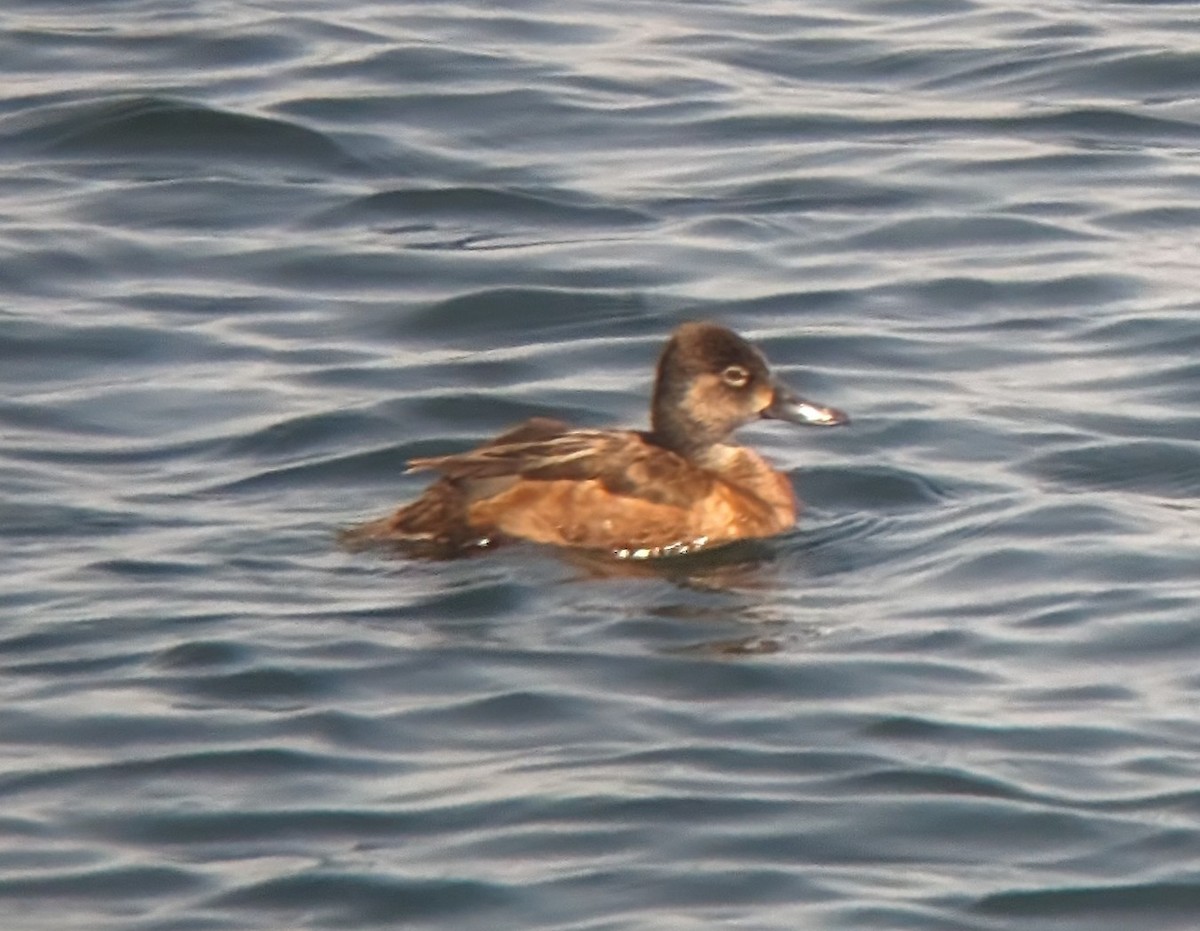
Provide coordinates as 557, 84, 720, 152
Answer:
722, 365, 750, 388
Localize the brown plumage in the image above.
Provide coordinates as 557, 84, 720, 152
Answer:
340, 322, 848, 559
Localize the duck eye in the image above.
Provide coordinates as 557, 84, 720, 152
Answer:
721, 365, 750, 388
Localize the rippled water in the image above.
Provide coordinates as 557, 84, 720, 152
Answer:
3, 2, 1200, 928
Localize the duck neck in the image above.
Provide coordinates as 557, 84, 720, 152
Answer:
650, 402, 729, 467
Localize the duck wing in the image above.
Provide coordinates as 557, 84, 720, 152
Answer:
338, 418, 573, 551
408, 429, 625, 481
408, 428, 707, 509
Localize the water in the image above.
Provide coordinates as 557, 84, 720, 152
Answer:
3, 1, 1200, 928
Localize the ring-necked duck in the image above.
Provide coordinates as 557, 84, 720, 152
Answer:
341, 322, 848, 558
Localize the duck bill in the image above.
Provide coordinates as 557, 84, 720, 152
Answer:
763, 382, 849, 427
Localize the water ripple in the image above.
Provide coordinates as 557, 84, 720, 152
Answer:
3, 1, 1200, 929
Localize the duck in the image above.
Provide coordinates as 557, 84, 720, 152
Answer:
340, 322, 848, 558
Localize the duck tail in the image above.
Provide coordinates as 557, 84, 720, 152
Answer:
337, 480, 476, 556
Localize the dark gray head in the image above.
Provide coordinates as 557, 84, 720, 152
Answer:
650, 322, 848, 455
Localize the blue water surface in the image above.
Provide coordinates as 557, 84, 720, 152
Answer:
2, 1, 1199, 929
